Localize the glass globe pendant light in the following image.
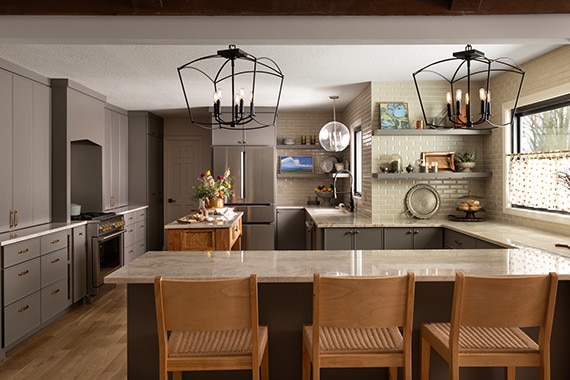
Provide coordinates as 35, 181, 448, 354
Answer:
319, 96, 350, 152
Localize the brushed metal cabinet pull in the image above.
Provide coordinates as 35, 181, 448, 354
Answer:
14, 209, 18, 226
414, 230, 419, 234
18, 269, 30, 276
18, 248, 30, 254
454, 240, 463, 245
50, 239, 60, 244
51, 288, 60, 295
406, 230, 413, 235
51, 258, 61, 264
18, 305, 30, 313
353, 230, 359, 235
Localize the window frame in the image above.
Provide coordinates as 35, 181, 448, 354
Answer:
508, 93, 570, 216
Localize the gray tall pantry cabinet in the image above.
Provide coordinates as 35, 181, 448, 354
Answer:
0, 65, 51, 232
128, 111, 164, 251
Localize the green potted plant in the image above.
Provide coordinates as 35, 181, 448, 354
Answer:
455, 151, 477, 172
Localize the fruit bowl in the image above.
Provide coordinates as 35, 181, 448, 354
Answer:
314, 189, 334, 206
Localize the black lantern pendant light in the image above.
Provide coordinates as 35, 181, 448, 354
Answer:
319, 96, 350, 152
178, 45, 284, 130
413, 44, 525, 129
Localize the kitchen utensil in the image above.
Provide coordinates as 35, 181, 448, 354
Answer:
555, 243, 570, 249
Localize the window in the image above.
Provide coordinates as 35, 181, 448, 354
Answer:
509, 94, 570, 213
353, 127, 362, 196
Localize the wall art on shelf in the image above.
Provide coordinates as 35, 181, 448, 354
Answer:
279, 155, 314, 173
380, 102, 409, 129
422, 152, 456, 172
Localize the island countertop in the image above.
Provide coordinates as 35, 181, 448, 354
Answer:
164, 211, 243, 229
105, 246, 570, 284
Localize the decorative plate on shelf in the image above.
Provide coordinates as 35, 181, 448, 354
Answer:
405, 184, 441, 219
319, 156, 338, 173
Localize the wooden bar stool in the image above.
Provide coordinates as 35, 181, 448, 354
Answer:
154, 274, 269, 380
420, 272, 558, 380
302, 272, 415, 380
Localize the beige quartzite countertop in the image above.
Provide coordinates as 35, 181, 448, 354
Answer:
107, 207, 570, 284
0, 205, 149, 246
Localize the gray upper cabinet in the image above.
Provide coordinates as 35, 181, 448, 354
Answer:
384, 227, 443, 249
0, 68, 51, 232
104, 105, 129, 210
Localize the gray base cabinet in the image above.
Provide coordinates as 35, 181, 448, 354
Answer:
2, 229, 72, 348
323, 228, 383, 250
444, 229, 504, 249
383, 227, 443, 249
123, 208, 147, 265
276, 208, 306, 250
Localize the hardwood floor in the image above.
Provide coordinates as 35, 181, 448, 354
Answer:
0, 285, 127, 379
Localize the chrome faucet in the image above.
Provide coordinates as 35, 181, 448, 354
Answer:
333, 169, 354, 212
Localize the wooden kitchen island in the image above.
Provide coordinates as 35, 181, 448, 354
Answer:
165, 212, 242, 251
106, 246, 570, 380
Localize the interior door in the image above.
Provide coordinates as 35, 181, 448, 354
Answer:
164, 137, 204, 225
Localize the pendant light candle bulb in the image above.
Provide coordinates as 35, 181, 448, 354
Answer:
479, 88, 486, 101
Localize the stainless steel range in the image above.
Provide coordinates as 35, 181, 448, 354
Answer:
73, 212, 125, 302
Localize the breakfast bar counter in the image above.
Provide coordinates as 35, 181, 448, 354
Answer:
107, 247, 570, 380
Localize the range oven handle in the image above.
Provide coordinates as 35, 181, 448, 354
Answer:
95, 229, 125, 244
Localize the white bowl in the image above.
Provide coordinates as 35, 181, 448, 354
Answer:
283, 138, 295, 145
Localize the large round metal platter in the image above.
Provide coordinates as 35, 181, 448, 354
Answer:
405, 184, 440, 219
319, 156, 338, 173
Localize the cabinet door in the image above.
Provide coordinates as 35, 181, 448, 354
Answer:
0, 70, 13, 232
354, 228, 383, 249
11, 75, 34, 229
119, 112, 129, 207
383, 228, 413, 249
413, 228, 443, 249
73, 226, 87, 303
277, 208, 305, 250
323, 228, 353, 250
444, 229, 477, 249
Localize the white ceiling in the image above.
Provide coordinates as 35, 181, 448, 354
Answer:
0, 15, 568, 117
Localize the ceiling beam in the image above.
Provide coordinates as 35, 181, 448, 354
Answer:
450, 0, 482, 13
0, 0, 569, 16
131, 0, 163, 9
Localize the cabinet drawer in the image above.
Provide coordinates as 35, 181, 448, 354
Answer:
3, 238, 40, 268
135, 222, 146, 242
124, 211, 137, 225
41, 277, 71, 322
41, 230, 68, 254
41, 248, 68, 287
4, 290, 41, 347
135, 209, 147, 222
4, 257, 41, 305
444, 229, 477, 249
124, 243, 137, 265
124, 224, 137, 246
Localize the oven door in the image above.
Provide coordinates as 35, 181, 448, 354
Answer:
92, 230, 125, 288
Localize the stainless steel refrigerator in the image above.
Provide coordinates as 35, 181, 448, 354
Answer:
213, 146, 276, 250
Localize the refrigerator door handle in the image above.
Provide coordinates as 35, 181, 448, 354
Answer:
240, 150, 246, 199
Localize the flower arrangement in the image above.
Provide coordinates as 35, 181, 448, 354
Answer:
193, 168, 234, 200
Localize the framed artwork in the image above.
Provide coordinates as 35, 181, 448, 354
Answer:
380, 102, 409, 129
279, 155, 314, 173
